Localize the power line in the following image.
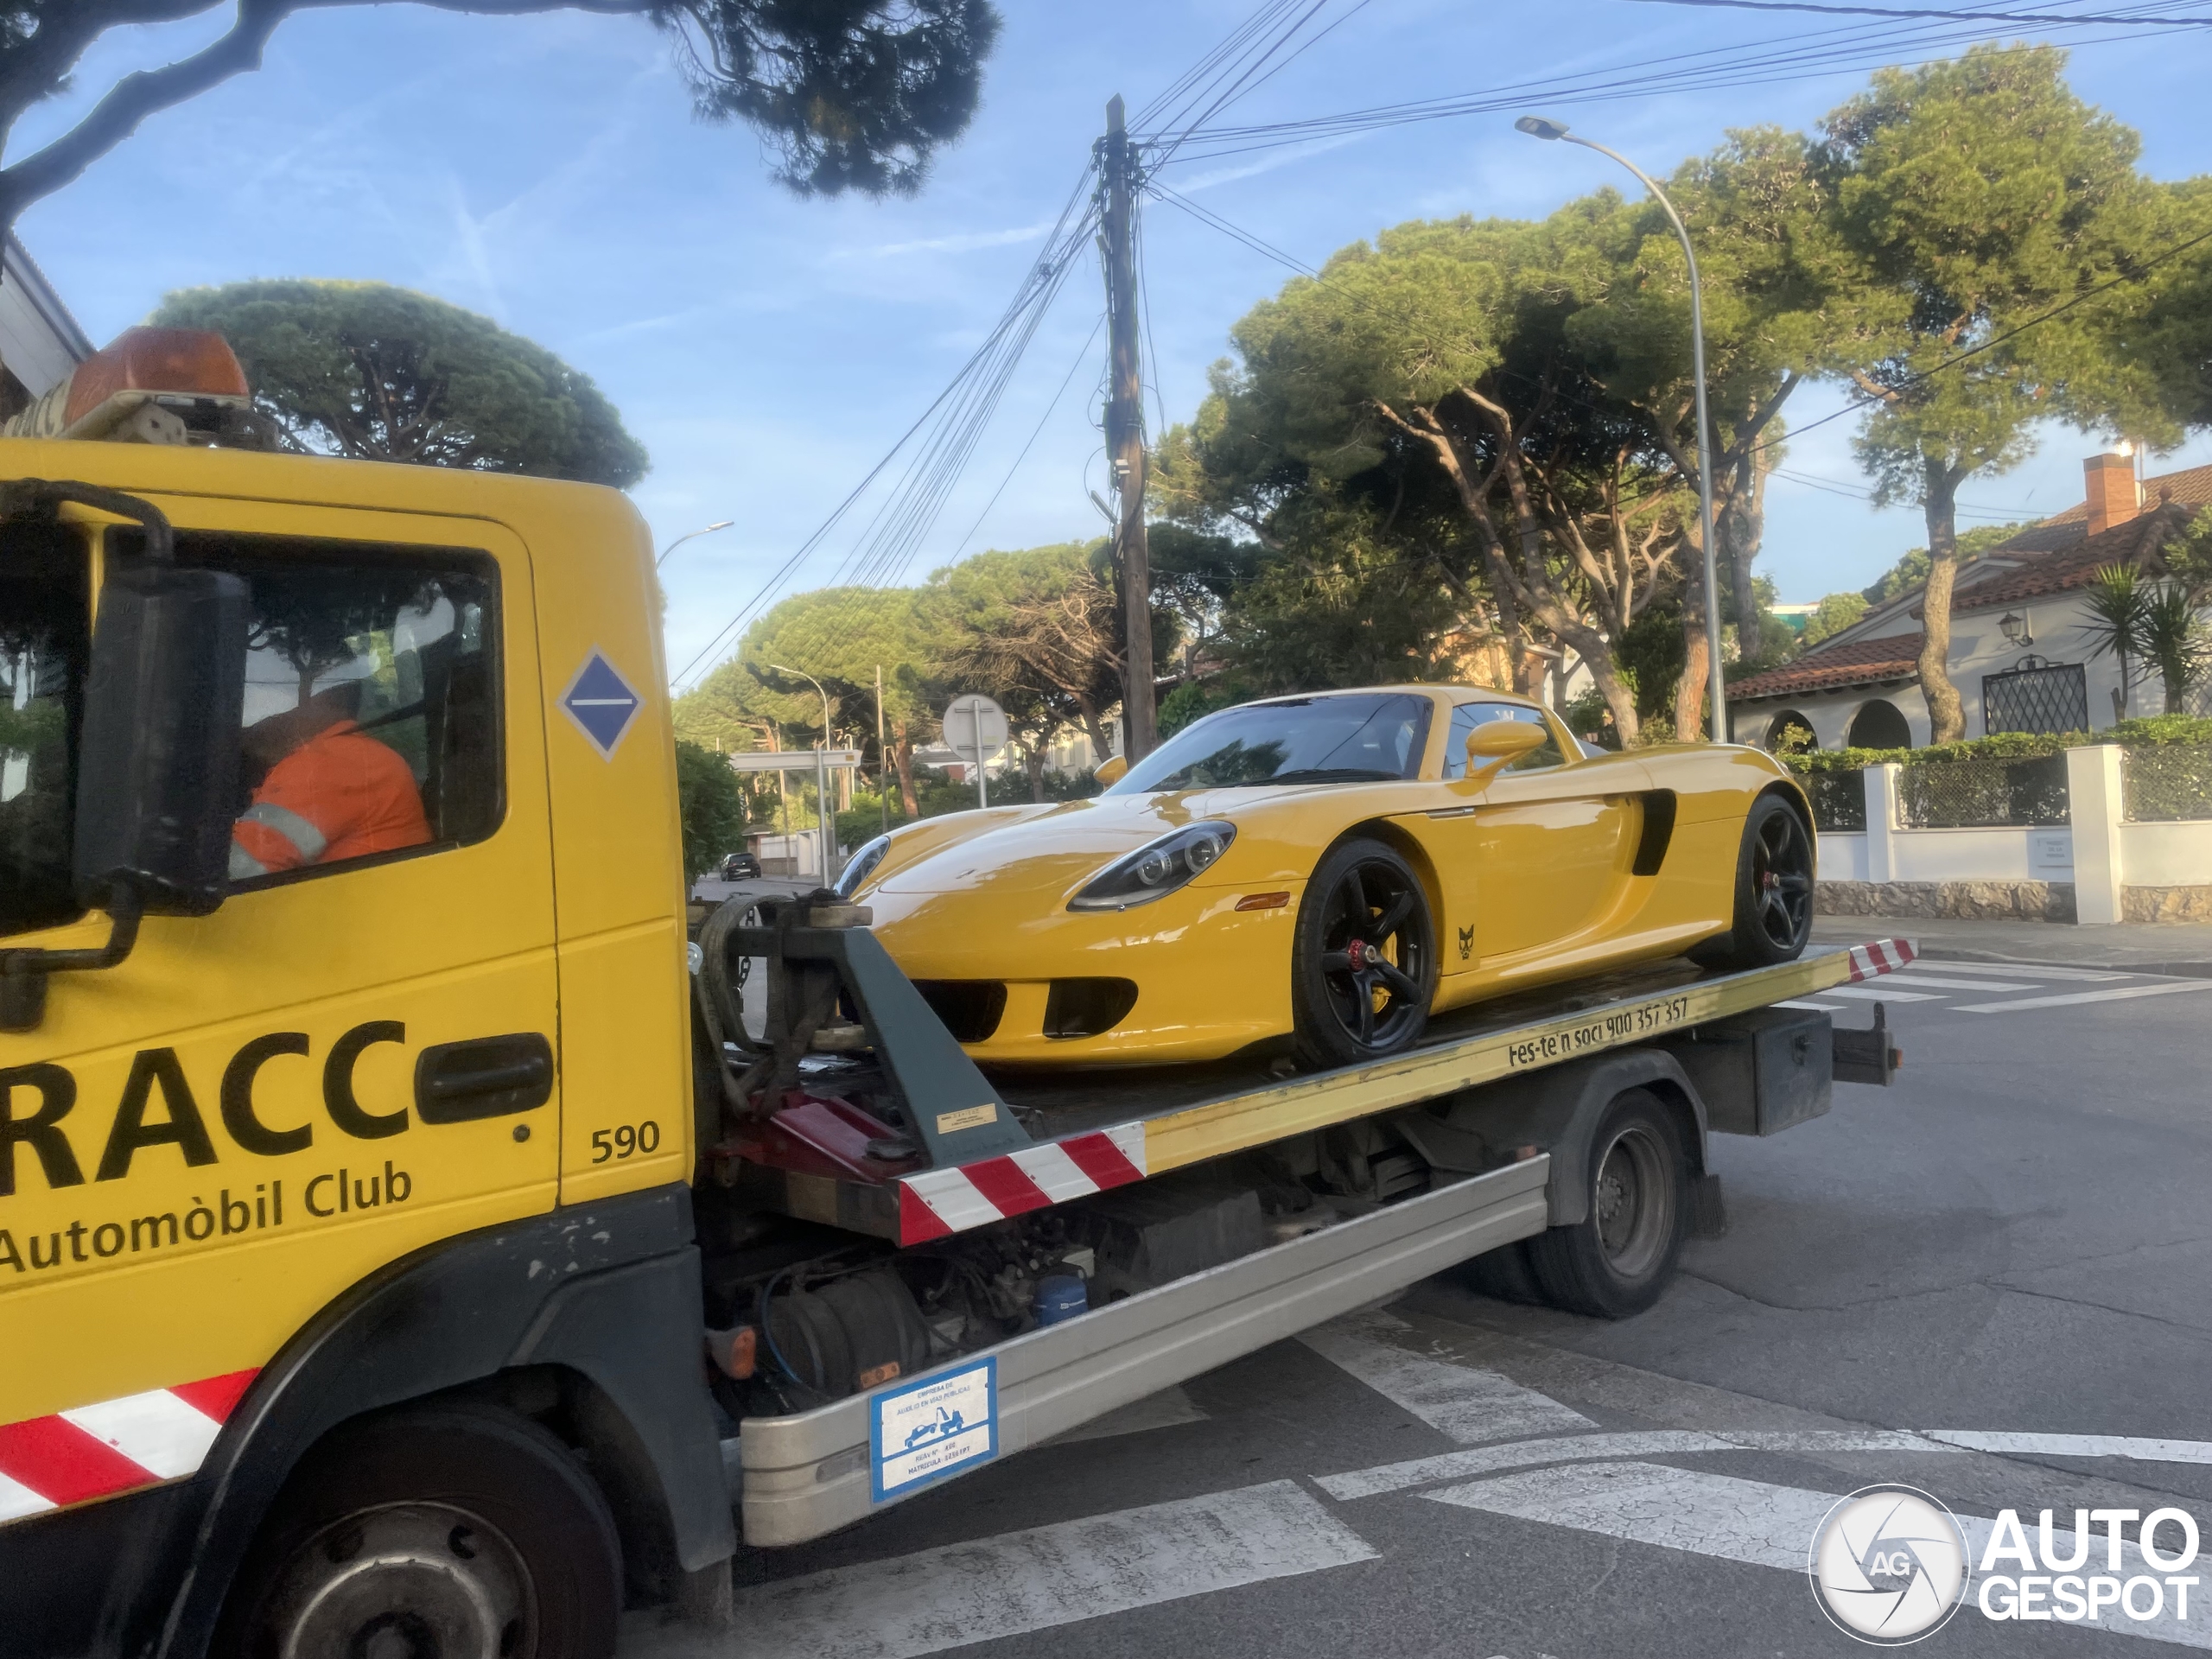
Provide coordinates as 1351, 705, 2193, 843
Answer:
1617, 0, 2212, 24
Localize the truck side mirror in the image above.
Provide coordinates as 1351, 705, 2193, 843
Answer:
73, 564, 250, 914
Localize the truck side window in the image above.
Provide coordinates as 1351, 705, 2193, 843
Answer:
0, 523, 89, 937
170, 535, 504, 888
1444, 701, 1567, 778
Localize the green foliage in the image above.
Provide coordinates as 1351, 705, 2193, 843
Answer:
1782, 715, 2212, 772
152, 281, 648, 487
1159, 673, 1256, 738
0, 4, 1002, 234
1859, 523, 2033, 605
1800, 591, 1870, 647
674, 740, 747, 881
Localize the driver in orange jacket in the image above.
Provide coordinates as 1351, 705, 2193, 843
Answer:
230, 684, 431, 880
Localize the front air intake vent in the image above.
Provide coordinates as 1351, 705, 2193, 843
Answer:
1044, 977, 1140, 1039
912, 980, 1007, 1043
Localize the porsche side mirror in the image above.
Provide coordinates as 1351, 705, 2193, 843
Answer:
1465, 719, 1548, 775
1094, 753, 1128, 786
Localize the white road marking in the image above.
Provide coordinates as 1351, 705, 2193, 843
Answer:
1428, 1459, 1833, 1568
1319, 1427, 1964, 1502
1955, 980, 2212, 1014
1927, 1431, 2212, 1463
1867, 973, 2050, 992
1046, 1386, 1208, 1446
1815, 986, 1943, 1001
708, 1481, 1377, 1659
1301, 1313, 1593, 1444
1427, 1461, 2212, 1649
1774, 999, 1845, 1011
58, 1389, 220, 1479
1904, 961, 2132, 982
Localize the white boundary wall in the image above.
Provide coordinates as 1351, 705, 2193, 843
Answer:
1810, 747, 2212, 925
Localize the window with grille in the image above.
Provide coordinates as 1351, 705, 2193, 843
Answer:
1983, 662, 2088, 736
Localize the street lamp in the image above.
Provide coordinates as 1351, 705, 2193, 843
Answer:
770, 663, 838, 885
657, 519, 734, 569
1516, 114, 1727, 744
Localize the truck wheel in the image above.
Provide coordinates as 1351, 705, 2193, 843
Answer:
1696, 793, 1814, 970
220, 1402, 622, 1659
1522, 1088, 1688, 1319
1291, 837, 1436, 1070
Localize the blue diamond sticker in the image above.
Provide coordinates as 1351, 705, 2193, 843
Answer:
561, 649, 644, 759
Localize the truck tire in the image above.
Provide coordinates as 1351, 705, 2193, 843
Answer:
1522, 1088, 1688, 1319
219, 1402, 622, 1659
1695, 792, 1815, 970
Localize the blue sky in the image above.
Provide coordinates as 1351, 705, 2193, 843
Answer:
22, 1, 2212, 683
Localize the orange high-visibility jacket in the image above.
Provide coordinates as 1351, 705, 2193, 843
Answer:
230, 720, 432, 878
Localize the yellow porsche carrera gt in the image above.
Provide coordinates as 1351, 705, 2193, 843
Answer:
837, 686, 1815, 1069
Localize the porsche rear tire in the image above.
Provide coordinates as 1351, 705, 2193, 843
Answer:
1695, 792, 1815, 970
1291, 837, 1436, 1070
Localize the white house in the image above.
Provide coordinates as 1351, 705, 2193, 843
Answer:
1732, 451, 2212, 750
0, 235, 92, 416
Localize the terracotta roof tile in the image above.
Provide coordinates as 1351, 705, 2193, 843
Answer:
1948, 499, 2191, 613
1732, 630, 1925, 700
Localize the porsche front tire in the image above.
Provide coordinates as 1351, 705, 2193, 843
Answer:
1290, 836, 1436, 1070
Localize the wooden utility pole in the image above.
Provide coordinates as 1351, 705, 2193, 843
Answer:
1099, 94, 1155, 762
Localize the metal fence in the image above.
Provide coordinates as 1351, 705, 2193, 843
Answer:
2123, 744, 2212, 823
1983, 662, 2089, 735
1897, 753, 2071, 828
1802, 769, 1867, 833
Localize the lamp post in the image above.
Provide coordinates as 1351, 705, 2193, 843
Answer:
771, 663, 837, 884
656, 519, 734, 569
1516, 115, 1727, 744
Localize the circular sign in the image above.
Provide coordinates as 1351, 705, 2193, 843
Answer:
1808, 1484, 1970, 1645
942, 693, 1008, 761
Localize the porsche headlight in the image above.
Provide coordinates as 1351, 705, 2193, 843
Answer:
1069, 822, 1236, 912
836, 834, 892, 898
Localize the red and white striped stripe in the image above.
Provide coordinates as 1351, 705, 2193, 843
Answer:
1845, 938, 1917, 981
899, 1124, 1147, 1244
0, 1369, 257, 1523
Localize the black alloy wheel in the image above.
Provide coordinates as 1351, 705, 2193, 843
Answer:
1292, 837, 1435, 1069
1697, 793, 1815, 969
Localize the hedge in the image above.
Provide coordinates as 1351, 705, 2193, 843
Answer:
1779, 715, 2212, 774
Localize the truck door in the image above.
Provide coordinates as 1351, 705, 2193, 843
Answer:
0, 502, 559, 1468
1435, 702, 1644, 971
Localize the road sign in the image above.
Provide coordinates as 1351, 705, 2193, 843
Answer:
942, 694, 1007, 761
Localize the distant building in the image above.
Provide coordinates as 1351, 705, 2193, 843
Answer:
0, 236, 92, 416
1732, 451, 2212, 750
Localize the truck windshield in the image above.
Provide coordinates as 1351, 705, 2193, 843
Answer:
1109, 693, 1431, 793
0, 523, 89, 938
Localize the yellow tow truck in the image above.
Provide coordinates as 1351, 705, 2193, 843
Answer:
0, 330, 1910, 1658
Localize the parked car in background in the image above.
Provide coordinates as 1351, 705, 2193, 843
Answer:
719, 851, 763, 880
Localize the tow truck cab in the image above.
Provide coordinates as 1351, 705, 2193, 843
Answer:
0, 331, 1905, 1656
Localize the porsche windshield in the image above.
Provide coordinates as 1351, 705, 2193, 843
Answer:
1112, 693, 1431, 792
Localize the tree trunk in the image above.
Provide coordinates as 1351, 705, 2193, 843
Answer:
892, 725, 919, 818
1025, 743, 1047, 803
1675, 529, 1709, 742
1916, 460, 1966, 744
1590, 655, 1642, 749
1725, 453, 1764, 664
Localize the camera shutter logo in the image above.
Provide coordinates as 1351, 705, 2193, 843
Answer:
1808, 1484, 1971, 1644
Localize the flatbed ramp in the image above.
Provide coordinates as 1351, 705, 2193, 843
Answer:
754, 940, 1916, 1243
738, 938, 1918, 1543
